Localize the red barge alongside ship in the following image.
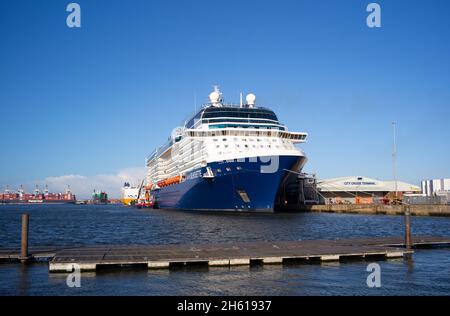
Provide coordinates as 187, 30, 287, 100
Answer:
0, 185, 76, 204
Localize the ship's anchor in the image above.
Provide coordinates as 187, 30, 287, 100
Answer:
203, 166, 215, 182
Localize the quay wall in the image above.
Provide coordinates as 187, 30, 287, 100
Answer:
300, 204, 450, 217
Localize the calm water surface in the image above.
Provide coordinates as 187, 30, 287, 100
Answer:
1, 204, 450, 295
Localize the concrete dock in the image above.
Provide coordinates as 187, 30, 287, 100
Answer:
302, 204, 450, 217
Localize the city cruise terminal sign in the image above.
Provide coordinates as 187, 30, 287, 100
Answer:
343, 181, 377, 186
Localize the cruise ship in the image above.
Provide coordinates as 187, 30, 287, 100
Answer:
146, 87, 308, 212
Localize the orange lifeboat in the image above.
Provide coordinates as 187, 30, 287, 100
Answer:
157, 175, 182, 188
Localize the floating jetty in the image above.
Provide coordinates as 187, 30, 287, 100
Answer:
2, 236, 450, 272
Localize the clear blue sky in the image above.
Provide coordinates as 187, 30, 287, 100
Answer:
1, 0, 449, 190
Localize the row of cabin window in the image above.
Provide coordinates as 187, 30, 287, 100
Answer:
214, 144, 293, 149
186, 131, 301, 139
212, 138, 288, 143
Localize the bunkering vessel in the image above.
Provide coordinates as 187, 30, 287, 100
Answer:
146, 87, 308, 212
121, 182, 154, 208
121, 182, 140, 206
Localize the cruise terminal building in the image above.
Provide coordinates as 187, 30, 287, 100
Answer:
317, 176, 420, 204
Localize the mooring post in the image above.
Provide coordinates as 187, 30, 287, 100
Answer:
20, 213, 29, 263
404, 206, 412, 250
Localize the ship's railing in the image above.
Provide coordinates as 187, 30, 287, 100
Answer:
147, 103, 288, 161
183, 128, 308, 142
148, 103, 278, 159
200, 102, 273, 111
205, 117, 280, 124
183, 103, 275, 128
147, 135, 207, 182
191, 118, 282, 130
147, 138, 174, 162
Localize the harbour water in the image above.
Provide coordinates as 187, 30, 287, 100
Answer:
1, 204, 450, 295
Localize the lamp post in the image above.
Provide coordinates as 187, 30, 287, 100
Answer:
391, 122, 412, 249
392, 122, 398, 203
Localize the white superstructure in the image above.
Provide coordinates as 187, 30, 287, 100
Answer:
146, 87, 308, 187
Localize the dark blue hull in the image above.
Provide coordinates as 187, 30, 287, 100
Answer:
153, 155, 305, 213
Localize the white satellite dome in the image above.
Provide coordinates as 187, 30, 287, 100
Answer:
246, 93, 256, 107
209, 87, 223, 107
209, 91, 221, 103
